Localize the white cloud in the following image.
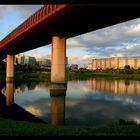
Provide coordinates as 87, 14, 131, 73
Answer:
66, 18, 140, 59
0, 5, 43, 19
69, 54, 93, 67
110, 53, 124, 57
67, 38, 82, 47
17, 17, 140, 67
126, 44, 134, 49
46, 54, 51, 59
1, 5, 140, 67
80, 54, 93, 61
127, 23, 140, 36
34, 53, 41, 59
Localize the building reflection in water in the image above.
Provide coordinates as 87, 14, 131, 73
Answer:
50, 83, 66, 125
6, 81, 14, 106
3, 79, 140, 97
88, 79, 140, 94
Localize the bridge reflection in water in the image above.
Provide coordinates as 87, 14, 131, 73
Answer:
88, 79, 140, 94
0, 81, 45, 123
6, 81, 14, 106
8, 79, 140, 95
50, 83, 66, 125
3, 81, 67, 125
2, 79, 140, 126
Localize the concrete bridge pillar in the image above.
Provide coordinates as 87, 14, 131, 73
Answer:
6, 54, 14, 82
51, 36, 66, 84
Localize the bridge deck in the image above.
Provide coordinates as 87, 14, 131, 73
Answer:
0, 4, 140, 60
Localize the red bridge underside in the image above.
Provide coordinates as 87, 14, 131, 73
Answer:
0, 4, 140, 60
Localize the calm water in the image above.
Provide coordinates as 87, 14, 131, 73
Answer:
1, 79, 140, 126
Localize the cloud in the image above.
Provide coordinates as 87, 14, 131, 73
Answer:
1, 5, 140, 67
69, 54, 93, 67
0, 5, 43, 19
67, 18, 140, 58
34, 53, 41, 59
46, 54, 51, 59
0, 5, 43, 40
67, 38, 83, 47
12, 5, 43, 18
118, 44, 140, 56
0, 5, 8, 18
127, 23, 140, 36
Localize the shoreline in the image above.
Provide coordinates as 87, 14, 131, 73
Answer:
1, 71, 140, 82
1, 70, 140, 136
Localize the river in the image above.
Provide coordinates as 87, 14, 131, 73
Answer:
1, 78, 140, 125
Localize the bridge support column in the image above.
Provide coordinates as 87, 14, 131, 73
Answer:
51, 36, 66, 84
6, 54, 14, 82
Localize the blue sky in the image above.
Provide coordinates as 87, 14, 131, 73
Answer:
0, 5, 140, 67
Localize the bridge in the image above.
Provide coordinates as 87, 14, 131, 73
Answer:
0, 4, 140, 84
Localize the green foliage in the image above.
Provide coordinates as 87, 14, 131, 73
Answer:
15, 64, 51, 73
14, 72, 50, 82
66, 67, 140, 81
1, 66, 140, 82
119, 119, 137, 126
93, 67, 140, 75
124, 65, 131, 69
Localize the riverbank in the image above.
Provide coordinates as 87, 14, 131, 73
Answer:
1, 70, 140, 136
0, 118, 140, 136
0, 71, 51, 82
1, 71, 140, 82
67, 71, 140, 80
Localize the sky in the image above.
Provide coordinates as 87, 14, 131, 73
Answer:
0, 5, 140, 67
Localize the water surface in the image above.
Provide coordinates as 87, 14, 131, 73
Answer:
1, 79, 140, 125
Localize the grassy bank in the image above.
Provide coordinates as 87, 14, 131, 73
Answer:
1, 70, 140, 82
1, 69, 140, 136
0, 118, 140, 136
0, 71, 51, 82
67, 71, 140, 80
14, 71, 50, 82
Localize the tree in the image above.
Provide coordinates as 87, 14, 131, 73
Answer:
124, 65, 130, 69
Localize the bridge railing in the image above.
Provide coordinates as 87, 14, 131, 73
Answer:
0, 4, 66, 48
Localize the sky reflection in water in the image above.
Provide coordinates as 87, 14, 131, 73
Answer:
2, 79, 140, 125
